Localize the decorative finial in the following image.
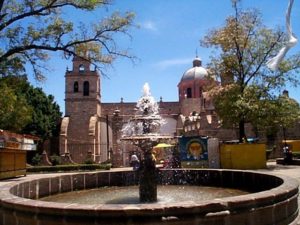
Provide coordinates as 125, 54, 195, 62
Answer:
195, 48, 198, 58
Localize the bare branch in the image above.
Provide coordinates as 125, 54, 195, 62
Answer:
0, 0, 110, 32
0, 1, 135, 80
244, 33, 284, 86
0, 0, 4, 12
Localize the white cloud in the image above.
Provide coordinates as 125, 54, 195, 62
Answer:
154, 58, 191, 70
140, 20, 158, 32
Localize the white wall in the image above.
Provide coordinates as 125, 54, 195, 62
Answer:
160, 116, 177, 136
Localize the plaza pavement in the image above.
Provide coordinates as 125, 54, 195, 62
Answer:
1, 161, 300, 224
258, 160, 300, 225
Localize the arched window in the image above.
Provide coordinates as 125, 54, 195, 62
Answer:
79, 64, 85, 72
73, 81, 79, 93
186, 88, 192, 98
83, 81, 89, 96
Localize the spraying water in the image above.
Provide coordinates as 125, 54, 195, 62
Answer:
121, 83, 172, 202
122, 83, 164, 137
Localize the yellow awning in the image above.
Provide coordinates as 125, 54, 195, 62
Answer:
153, 143, 174, 148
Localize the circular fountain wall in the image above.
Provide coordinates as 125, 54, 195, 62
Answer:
0, 169, 298, 225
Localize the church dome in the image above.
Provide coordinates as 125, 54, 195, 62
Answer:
181, 57, 208, 81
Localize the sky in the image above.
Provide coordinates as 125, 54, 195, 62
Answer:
30, 0, 300, 115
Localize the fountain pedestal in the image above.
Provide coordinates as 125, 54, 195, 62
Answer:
139, 150, 157, 202
121, 83, 172, 203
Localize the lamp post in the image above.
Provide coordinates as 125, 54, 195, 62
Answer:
282, 125, 292, 164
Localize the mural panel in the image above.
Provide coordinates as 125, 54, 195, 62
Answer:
179, 136, 208, 161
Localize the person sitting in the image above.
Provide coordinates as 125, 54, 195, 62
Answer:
130, 154, 140, 171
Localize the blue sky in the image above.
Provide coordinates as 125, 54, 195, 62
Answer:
30, 0, 300, 115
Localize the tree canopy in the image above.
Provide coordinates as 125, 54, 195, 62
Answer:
201, 0, 300, 142
0, 76, 62, 140
22, 86, 62, 141
0, 0, 135, 80
0, 82, 32, 132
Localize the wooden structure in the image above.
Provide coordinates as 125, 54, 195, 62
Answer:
0, 130, 37, 180
220, 143, 266, 169
0, 148, 26, 180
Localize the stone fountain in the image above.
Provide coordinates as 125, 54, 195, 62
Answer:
121, 83, 172, 202
0, 84, 298, 224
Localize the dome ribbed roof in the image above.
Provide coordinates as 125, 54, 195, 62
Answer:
181, 57, 208, 81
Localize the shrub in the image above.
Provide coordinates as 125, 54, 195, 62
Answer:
31, 154, 41, 166
50, 154, 61, 166
27, 163, 112, 173
84, 158, 94, 165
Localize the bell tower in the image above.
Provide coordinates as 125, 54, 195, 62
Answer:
60, 56, 103, 163
65, 56, 101, 117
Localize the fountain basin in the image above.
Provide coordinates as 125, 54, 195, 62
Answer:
0, 169, 298, 225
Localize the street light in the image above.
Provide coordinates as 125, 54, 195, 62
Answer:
282, 125, 292, 164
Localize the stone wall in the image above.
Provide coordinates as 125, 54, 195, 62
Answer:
0, 169, 298, 225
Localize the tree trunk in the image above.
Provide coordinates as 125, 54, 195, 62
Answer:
239, 119, 247, 143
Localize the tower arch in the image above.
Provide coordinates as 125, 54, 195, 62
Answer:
83, 81, 89, 96
74, 81, 79, 93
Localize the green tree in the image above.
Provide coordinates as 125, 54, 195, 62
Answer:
0, 82, 32, 132
201, 0, 300, 142
274, 94, 300, 128
0, 76, 62, 141
22, 87, 62, 141
0, 0, 135, 80
265, 92, 300, 136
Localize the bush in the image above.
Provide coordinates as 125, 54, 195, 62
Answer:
27, 163, 112, 173
50, 154, 61, 166
84, 158, 94, 165
31, 154, 41, 166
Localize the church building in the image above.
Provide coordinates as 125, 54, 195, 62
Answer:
59, 56, 246, 165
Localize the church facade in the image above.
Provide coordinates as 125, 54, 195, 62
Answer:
60, 56, 295, 165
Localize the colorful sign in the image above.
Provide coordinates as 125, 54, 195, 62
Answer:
179, 136, 208, 161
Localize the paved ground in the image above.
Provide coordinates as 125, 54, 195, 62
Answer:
257, 161, 300, 224
1, 161, 300, 224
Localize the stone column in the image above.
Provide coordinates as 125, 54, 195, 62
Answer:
208, 138, 220, 168
111, 110, 123, 167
